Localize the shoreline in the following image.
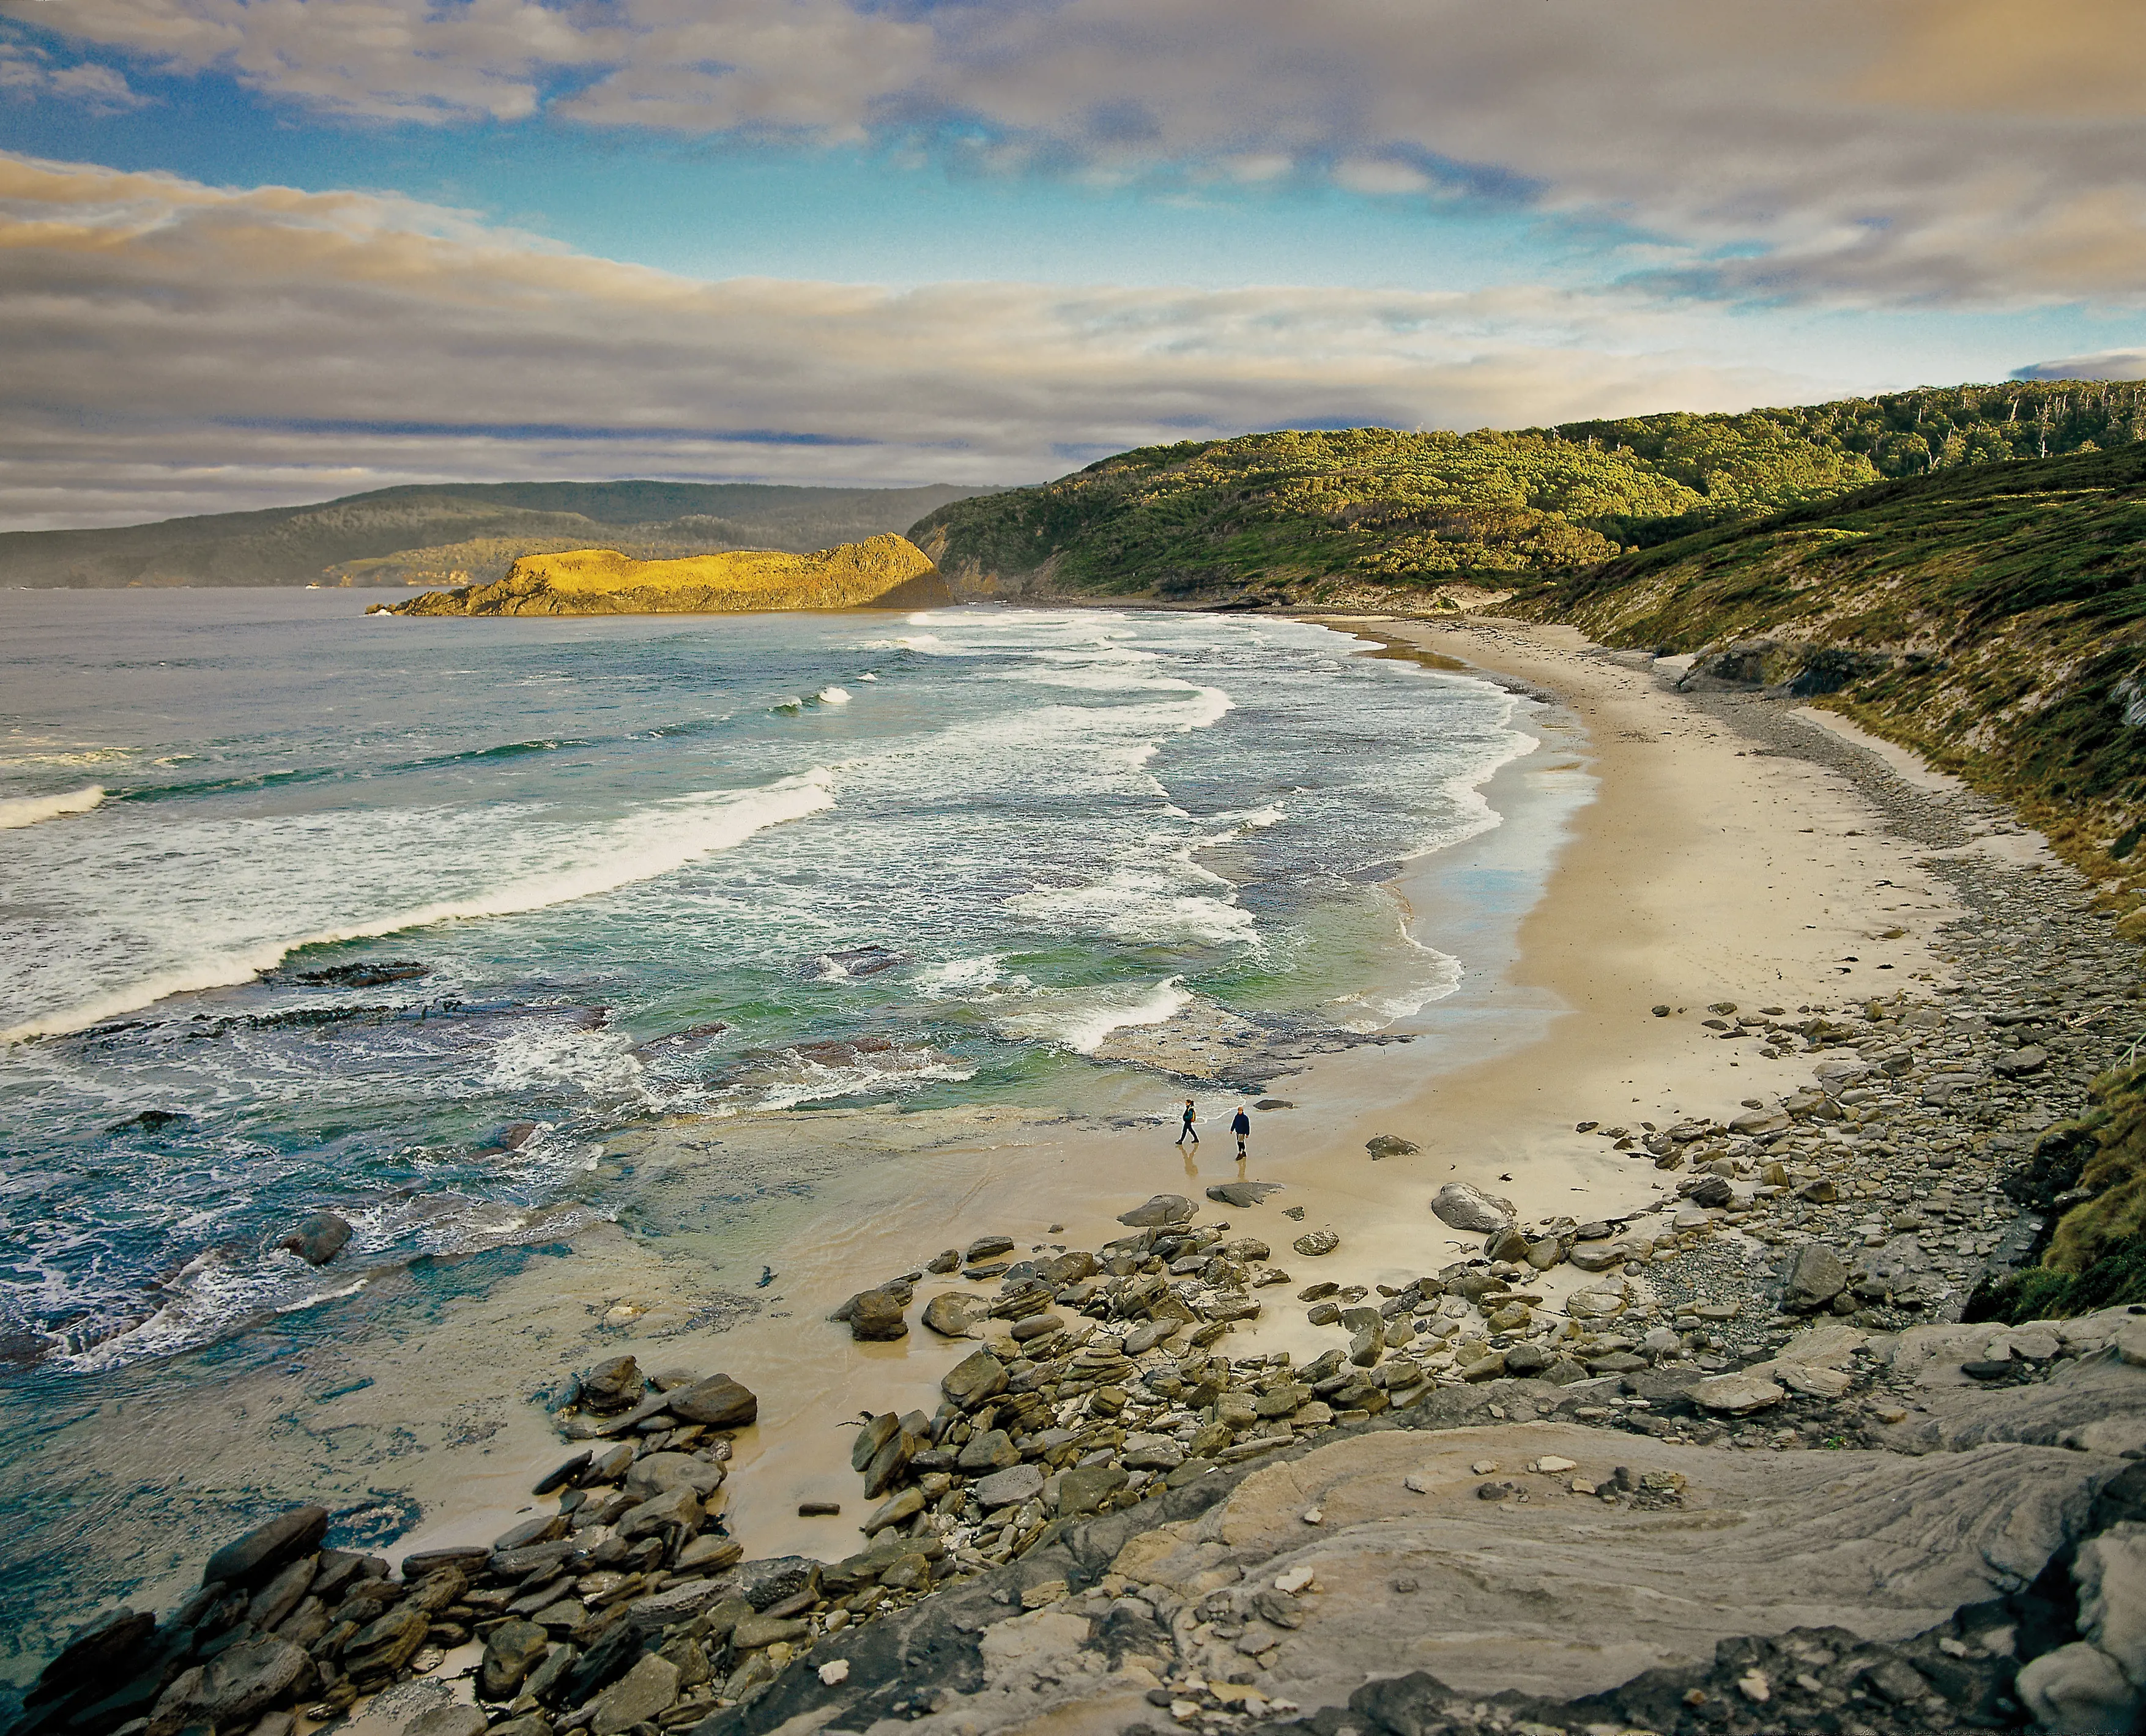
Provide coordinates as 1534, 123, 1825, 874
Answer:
0, 610, 1578, 1680
14, 609, 2142, 1735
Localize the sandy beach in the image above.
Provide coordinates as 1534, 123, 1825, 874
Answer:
10, 606, 2032, 1663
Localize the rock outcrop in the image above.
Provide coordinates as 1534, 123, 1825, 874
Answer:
381, 536, 949, 617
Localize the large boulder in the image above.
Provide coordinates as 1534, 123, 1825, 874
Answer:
35, 1609, 155, 1694
202, 1506, 329, 1586
623, 1452, 726, 1502
667, 1374, 757, 1428
478, 1621, 551, 1701
1784, 1244, 1850, 1312
1118, 1193, 1196, 1227
941, 1348, 1008, 1409
1431, 1183, 1515, 1234
280, 1212, 352, 1266
587, 1653, 680, 1736
577, 1356, 645, 1413
247, 1554, 318, 1630
2016, 1643, 2138, 1732
921, 1293, 976, 1337
846, 1287, 910, 1341
189, 1636, 315, 1724
1691, 1373, 1786, 1414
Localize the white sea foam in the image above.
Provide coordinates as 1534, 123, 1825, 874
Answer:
916, 955, 1004, 996
997, 976, 1191, 1053
0, 785, 105, 828
1, 769, 836, 1044
730, 1044, 977, 1112
54, 1193, 612, 1372
815, 686, 852, 705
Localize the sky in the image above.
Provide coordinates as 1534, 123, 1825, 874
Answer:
4, 0, 2146, 529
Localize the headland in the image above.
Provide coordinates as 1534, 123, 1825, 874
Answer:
381, 536, 948, 617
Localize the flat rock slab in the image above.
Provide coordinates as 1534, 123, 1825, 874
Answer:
974, 1464, 1045, 1510
1691, 1373, 1786, 1413
1104, 1421, 2118, 1708
1206, 1182, 1283, 1208
1117, 1194, 1197, 1228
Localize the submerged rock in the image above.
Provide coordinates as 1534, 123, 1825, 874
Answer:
278, 1212, 352, 1267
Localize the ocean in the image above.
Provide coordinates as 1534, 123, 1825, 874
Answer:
0, 588, 1538, 1680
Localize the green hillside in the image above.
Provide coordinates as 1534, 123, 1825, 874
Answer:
910, 380, 2146, 602
1503, 440, 2146, 888
1, 481, 987, 589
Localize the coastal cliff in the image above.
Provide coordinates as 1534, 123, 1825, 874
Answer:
381, 535, 950, 617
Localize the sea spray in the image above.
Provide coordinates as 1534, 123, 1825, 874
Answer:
0, 784, 104, 828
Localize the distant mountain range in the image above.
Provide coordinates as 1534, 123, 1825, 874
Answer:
0, 481, 990, 589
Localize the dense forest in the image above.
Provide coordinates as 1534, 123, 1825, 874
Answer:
910, 380, 2146, 599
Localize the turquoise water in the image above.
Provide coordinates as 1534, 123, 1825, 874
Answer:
0, 594, 1526, 1378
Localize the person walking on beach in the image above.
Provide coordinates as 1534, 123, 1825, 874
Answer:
1231, 1104, 1251, 1162
1176, 1099, 1198, 1147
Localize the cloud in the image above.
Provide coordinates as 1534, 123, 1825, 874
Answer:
15, 0, 2146, 304
2011, 351, 2146, 384
0, 151, 1841, 529
0, 33, 147, 108
1332, 160, 1434, 199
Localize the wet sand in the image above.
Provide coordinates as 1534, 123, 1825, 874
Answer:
26, 612, 1980, 1645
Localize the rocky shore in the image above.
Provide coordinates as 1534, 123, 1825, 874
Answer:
18, 639, 2146, 1736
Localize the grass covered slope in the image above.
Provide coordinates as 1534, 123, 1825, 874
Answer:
384, 534, 948, 616
1, 482, 985, 589
910, 380, 2146, 602
1970, 1059, 2146, 1322
1504, 443, 2146, 884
